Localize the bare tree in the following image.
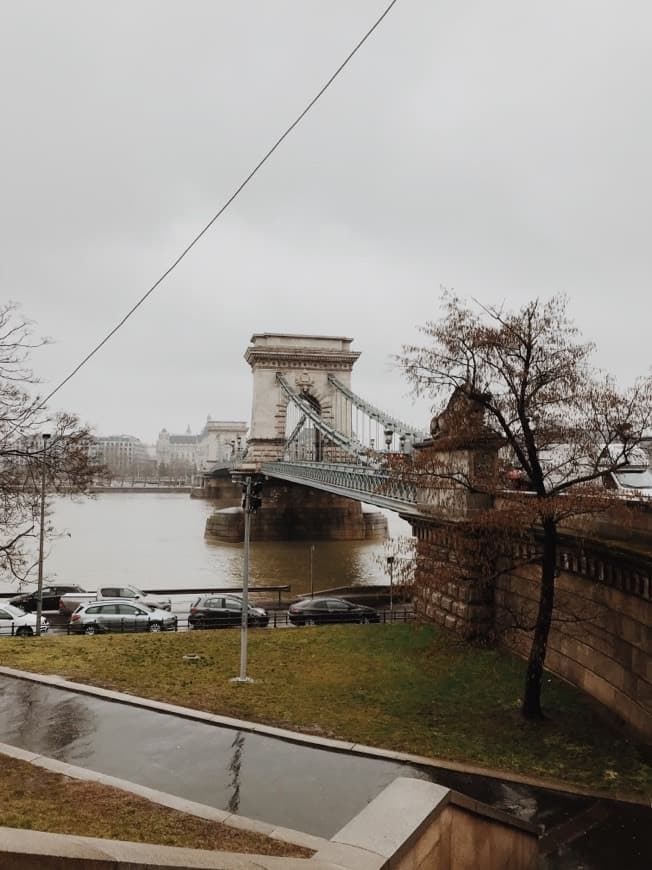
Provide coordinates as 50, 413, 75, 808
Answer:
0, 303, 100, 583
397, 293, 652, 719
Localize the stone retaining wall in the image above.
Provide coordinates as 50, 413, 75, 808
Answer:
496, 563, 652, 739
410, 516, 652, 741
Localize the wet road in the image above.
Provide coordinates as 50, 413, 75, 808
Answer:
0, 674, 650, 866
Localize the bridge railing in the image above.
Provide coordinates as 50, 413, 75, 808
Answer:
262, 460, 418, 511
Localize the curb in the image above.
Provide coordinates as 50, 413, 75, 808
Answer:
0, 740, 329, 855
0, 665, 648, 808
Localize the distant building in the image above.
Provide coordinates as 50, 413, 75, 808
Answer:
90, 435, 149, 473
156, 418, 248, 471
156, 425, 198, 470
196, 418, 249, 470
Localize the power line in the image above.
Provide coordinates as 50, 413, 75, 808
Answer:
40, 0, 401, 410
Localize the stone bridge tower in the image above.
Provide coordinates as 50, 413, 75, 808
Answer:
204, 333, 388, 543
244, 333, 360, 464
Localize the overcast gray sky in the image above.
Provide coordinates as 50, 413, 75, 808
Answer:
2, 1, 651, 443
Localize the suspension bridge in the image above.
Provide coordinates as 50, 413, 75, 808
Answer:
226, 333, 430, 516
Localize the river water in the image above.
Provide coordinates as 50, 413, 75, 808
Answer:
0, 493, 412, 597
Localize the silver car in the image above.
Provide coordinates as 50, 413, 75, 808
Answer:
69, 600, 177, 635
98, 584, 172, 611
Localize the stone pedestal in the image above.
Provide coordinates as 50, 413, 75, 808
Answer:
408, 516, 495, 642
205, 480, 387, 543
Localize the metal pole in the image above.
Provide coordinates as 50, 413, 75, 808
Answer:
238, 475, 252, 682
35, 433, 51, 637
310, 544, 315, 598
387, 555, 394, 621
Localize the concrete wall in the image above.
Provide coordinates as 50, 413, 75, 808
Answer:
0, 776, 540, 870
445, 801, 539, 870
315, 778, 539, 870
0, 827, 319, 870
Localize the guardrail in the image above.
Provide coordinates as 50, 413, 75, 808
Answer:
0, 585, 293, 607
264, 607, 415, 629
148, 585, 292, 608
263, 460, 418, 512
58, 607, 415, 635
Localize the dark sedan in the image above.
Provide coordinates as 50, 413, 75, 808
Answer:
288, 597, 380, 626
10, 584, 85, 613
188, 595, 269, 630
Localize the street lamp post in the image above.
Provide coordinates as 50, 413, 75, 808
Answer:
309, 544, 315, 598
231, 473, 263, 684
237, 476, 253, 682
35, 432, 51, 637
386, 555, 395, 622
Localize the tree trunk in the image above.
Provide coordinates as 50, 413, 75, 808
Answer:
522, 517, 557, 720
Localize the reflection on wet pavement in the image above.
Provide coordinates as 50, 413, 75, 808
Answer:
0, 674, 649, 867
0, 675, 429, 837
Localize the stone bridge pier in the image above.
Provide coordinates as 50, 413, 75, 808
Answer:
205, 333, 388, 543
205, 477, 387, 543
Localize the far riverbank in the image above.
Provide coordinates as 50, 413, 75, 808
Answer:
90, 486, 191, 493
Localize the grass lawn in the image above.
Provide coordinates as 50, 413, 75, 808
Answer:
1, 623, 650, 800
0, 754, 311, 857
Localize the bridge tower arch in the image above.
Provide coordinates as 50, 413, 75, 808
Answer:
204, 332, 390, 543
244, 333, 360, 464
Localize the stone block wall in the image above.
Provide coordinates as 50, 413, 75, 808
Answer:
568, 500, 652, 553
206, 480, 387, 543
496, 563, 652, 739
205, 507, 244, 543
362, 510, 390, 539
193, 477, 241, 505
420, 578, 494, 639
411, 520, 494, 640
410, 515, 652, 741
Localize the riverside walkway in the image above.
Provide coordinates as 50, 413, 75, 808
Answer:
0, 670, 649, 868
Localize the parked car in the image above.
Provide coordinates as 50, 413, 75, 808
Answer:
68, 600, 177, 635
0, 603, 49, 636
10, 585, 85, 613
59, 585, 172, 616
288, 597, 380, 626
189, 595, 269, 629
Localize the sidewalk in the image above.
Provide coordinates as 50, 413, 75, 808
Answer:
0, 666, 650, 868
